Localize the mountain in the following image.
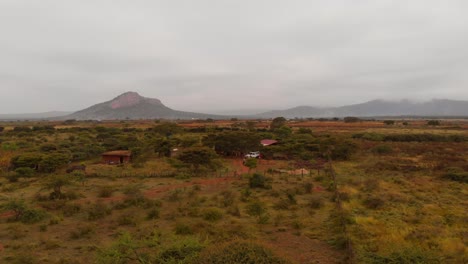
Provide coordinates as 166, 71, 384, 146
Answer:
0, 111, 73, 120
64, 92, 225, 120
256, 99, 468, 118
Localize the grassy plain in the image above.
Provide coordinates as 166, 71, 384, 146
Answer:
0, 119, 466, 263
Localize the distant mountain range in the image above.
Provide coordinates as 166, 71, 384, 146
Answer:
257, 99, 468, 118
1, 92, 467, 120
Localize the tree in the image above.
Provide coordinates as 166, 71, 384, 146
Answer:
44, 174, 74, 199
38, 153, 70, 173
274, 126, 292, 138
154, 139, 172, 157
270, 117, 287, 130
427, 120, 440, 126
383, 120, 395, 125
152, 122, 183, 137
202, 131, 261, 157
177, 147, 217, 173
11, 153, 43, 170
343, 117, 360, 123
2, 199, 27, 221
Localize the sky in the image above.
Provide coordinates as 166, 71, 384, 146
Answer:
1, 0, 467, 113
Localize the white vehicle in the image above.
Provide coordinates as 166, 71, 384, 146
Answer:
245, 151, 261, 159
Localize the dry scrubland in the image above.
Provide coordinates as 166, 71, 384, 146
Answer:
0, 118, 466, 263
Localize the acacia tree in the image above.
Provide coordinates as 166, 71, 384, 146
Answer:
202, 131, 261, 156
177, 147, 218, 173
44, 174, 74, 199
270, 117, 287, 130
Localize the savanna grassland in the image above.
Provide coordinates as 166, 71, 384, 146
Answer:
0, 118, 466, 263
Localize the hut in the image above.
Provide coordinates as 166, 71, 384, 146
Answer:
102, 150, 132, 165
261, 139, 278, 146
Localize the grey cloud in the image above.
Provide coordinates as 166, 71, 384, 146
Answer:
0, 0, 467, 113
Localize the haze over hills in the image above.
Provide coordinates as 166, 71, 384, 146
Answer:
0, 111, 73, 121
2, 92, 467, 120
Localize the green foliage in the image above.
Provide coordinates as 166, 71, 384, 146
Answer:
202, 208, 223, 222
174, 223, 193, 235
273, 126, 292, 138
246, 201, 267, 217
11, 153, 42, 169
249, 173, 270, 189
202, 131, 261, 156
177, 147, 218, 172
97, 233, 203, 264
270, 117, 287, 130
442, 167, 468, 183
15, 167, 35, 177
152, 122, 183, 136
38, 153, 70, 173
198, 240, 287, 264
343, 117, 360, 123
427, 120, 440, 126
87, 202, 112, 221
243, 158, 258, 171
44, 174, 74, 200
2, 199, 46, 223
372, 145, 393, 155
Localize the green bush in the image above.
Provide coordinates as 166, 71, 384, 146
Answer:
174, 223, 193, 235
14, 167, 35, 178
249, 173, 270, 189
20, 209, 46, 224
202, 208, 223, 222
442, 167, 468, 183
371, 145, 393, 155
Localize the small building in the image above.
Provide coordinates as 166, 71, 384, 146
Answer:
261, 139, 278, 146
102, 150, 132, 165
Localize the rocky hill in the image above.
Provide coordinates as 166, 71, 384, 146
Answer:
65, 92, 225, 120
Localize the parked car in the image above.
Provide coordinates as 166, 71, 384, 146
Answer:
245, 151, 261, 159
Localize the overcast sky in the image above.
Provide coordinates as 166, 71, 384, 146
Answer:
1, 0, 467, 113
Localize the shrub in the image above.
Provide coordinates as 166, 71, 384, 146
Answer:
372, 145, 393, 155
442, 167, 468, 183
246, 201, 267, 217
383, 120, 395, 125
202, 208, 223, 222
146, 208, 160, 220
14, 167, 35, 178
157, 237, 204, 263
309, 196, 324, 209
198, 240, 287, 264
174, 223, 193, 235
18, 209, 46, 224
363, 196, 385, 209
97, 186, 114, 198
344, 117, 360, 123
87, 203, 112, 220
427, 120, 440, 126
70, 226, 94, 240
249, 173, 270, 189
